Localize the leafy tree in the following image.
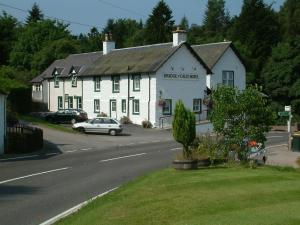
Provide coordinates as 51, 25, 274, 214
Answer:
279, 0, 300, 39
229, 0, 280, 84
26, 2, 44, 24
172, 100, 196, 158
0, 12, 19, 65
262, 37, 300, 114
78, 27, 103, 52
145, 0, 174, 44
203, 0, 230, 38
211, 85, 274, 160
103, 18, 143, 48
0, 66, 27, 93
9, 19, 71, 73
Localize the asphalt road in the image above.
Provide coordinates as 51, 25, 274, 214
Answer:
0, 126, 288, 225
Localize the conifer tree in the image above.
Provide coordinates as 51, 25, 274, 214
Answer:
26, 2, 44, 24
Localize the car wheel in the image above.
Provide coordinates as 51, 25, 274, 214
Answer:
71, 119, 76, 124
78, 127, 85, 133
109, 129, 116, 136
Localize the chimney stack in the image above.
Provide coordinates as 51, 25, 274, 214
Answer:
172, 27, 187, 46
103, 32, 115, 55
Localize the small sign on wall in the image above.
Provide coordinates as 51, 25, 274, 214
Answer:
285, 105, 291, 112
164, 74, 199, 80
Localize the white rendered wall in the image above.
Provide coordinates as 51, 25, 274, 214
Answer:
210, 47, 246, 90
155, 45, 208, 126
0, 94, 6, 154
49, 79, 64, 111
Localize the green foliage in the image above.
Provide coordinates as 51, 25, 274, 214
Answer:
0, 66, 27, 93
9, 19, 71, 72
179, 15, 189, 30
172, 100, 196, 157
279, 0, 300, 39
262, 37, 300, 113
26, 2, 44, 24
145, 0, 174, 44
203, 0, 230, 38
211, 86, 275, 159
0, 12, 19, 65
78, 27, 103, 52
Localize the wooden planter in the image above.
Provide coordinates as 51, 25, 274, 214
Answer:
173, 159, 198, 170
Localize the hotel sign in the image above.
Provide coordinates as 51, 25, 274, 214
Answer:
164, 74, 199, 80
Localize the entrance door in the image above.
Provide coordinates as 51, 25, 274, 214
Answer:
110, 100, 117, 119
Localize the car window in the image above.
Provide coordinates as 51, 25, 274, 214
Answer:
93, 119, 102, 124
110, 119, 117, 124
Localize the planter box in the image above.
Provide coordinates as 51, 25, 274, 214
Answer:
173, 159, 198, 170
198, 158, 210, 167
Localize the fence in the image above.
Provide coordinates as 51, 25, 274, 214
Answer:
6, 124, 43, 154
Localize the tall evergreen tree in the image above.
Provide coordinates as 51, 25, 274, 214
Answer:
203, 0, 230, 37
26, 2, 44, 23
229, 0, 280, 84
279, 0, 300, 39
180, 15, 189, 31
145, 0, 174, 44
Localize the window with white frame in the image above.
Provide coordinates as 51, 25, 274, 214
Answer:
122, 99, 126, 113
71, 75, 77, 87
162, 99, 172, 115
68, 96, 73, 109
58, 96, 63, 109
77, 97, 82, 109
94, 99, 100, 113
133, 75, 141, 91
222, 71, 234, 87
94, 77, 101, 92
112, 76, 120, 93
35, 85, 41, 91
54, 76, 59, 88
193, 99, 202, 112
132, 99, 140, 115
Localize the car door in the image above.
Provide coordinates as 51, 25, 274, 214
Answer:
101, 118, 113, 133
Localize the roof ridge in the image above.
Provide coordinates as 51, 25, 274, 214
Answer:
68, 51, 103, 56
192, 41, 232, 47
113, 42, 172, 51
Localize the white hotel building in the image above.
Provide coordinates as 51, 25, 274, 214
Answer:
31, 29, 246, 127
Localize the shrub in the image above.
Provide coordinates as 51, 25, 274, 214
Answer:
172, 100, 196, 158
142, 120, 152, 128
120, 116, 132, 124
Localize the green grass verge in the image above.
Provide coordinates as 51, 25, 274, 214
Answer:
56, 166, 300, 225
20, 115, 76, 133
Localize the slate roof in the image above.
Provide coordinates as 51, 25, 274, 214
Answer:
31, 51, 102, 82
82, 42, 211, 76
30, 59, 66, 83
192, 42, 245, 70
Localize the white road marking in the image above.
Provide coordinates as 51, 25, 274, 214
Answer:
170, 147, 182, 151
100, 153, 147, 162
39, 187, 118, 225
66, 150, 78, 153
138, 141, 148, 144
125, 143, 135, 146
267, 136, 284, 139
266, 144, 288, 149
80, 148, 92, 151
151, 140, 160, 143
0, 154, 40, 161
0, 167, 70, 185
46, 153, 59, 156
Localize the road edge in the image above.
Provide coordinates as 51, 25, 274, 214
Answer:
39, 187, 118, 225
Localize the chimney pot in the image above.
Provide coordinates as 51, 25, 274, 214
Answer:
103, 32, 115, 55
172, 27, 187, 46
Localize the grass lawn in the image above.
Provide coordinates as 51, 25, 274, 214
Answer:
20, 115, 76, 133
56, 166, 300, 225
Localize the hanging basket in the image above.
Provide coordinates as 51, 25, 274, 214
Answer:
158, 99, 166, 107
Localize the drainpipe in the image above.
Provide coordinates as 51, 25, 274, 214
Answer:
63, 79, 65, 110
148, 74, 151, 121
127, 74, 130, 119
81, 78, 83, 109
48, 80, 50, 111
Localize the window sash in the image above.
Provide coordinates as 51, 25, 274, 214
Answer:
94, 77, 101, 92
222, 71, 234, 87
193, 99, 202, 112
54, 77, 59, 88
113, 79, 120, 92
58, 96, 63, 109
133, 76, 140, 91
77, 97, 82, 109
133, 99, 140, 114
68, 96, 73, 109
71, 76, 77, 87
122, 99, 126, 113
94, 99, 100, 112
111, 101, 116, 112
162, 99, 172, 115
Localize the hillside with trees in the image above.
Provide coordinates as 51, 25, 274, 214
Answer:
0, 0, 299, 120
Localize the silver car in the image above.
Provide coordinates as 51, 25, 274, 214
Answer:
72, 117, 122, 136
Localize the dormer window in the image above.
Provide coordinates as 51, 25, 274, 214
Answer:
70, 66, 80, 87
52, 68, 63, 88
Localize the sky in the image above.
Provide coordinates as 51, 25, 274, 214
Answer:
0, 0, 285, 35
